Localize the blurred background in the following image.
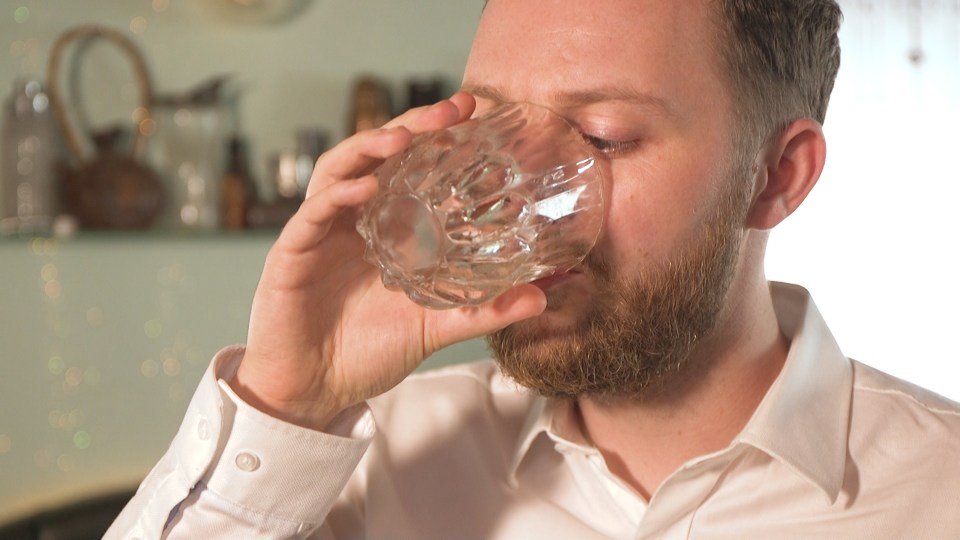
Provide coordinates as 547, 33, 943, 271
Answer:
0, 0, 957, 537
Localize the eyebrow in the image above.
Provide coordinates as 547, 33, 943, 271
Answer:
462, 83, 677, 118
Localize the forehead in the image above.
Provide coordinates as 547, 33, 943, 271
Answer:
464, 0, 727, 112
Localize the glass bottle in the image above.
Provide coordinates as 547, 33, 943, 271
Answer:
220, 136, 257, 230
0, 80, 60, 234
348, 76, 391, 136
294, 128, 327, 197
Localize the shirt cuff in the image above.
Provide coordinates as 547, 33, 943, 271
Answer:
185, 346, 375, 524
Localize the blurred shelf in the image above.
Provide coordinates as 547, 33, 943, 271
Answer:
0, 228, 281, 244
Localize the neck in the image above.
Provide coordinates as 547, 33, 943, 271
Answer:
576, 275, 788, 500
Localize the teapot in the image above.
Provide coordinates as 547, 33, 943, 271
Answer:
47, 25, 163, 230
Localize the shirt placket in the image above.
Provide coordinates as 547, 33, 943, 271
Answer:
633, 446, 744, 540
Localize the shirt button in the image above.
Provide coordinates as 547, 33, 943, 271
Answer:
197, 417, 211, 440
235, 451, 260, 472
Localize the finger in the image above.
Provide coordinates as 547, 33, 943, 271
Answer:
424, 283, 548, 352
384, 92, 477, 134
448, 91, 478, 122
306, 127, 412, 198
277, 175, 379, 253
306, 93, 478, 200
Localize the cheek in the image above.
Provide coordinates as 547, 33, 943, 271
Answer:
597, 151, 720, 266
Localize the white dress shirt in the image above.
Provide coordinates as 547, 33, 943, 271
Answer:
107, 282, 960, 539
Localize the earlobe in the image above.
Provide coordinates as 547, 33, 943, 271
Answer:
745, 119, 827, 230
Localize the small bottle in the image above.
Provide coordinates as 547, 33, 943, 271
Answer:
348, 76, 391, 136
406, 77, 444, 111
246, 152, 300, 229
220, 136, 257, 230
294, 128, 327, 197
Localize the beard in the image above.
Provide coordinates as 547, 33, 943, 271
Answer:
487, 161, 753, 404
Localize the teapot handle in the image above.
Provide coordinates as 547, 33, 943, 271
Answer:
46, 25, 154, 163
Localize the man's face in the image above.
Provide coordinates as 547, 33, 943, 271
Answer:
465, 0, 755, 400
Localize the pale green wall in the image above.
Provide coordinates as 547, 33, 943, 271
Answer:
0, 0, 488, 524
0, 235, 490, 523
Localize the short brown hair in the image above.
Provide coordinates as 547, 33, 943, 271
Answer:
713, 0, 843, 149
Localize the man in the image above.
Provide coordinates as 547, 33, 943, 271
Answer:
109, 0, 960, 538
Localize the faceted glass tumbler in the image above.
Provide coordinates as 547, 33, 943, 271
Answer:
356, 102, 605, 309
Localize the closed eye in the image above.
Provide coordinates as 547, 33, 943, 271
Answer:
580, 133, 641, 157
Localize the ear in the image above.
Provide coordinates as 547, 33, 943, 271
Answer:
745, 118, 827, 230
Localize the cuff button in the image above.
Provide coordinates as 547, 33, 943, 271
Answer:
235, 451, 261, 472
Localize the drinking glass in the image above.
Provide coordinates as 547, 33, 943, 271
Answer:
357, 102, 605, 309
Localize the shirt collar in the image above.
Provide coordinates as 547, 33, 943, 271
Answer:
736, 281, 853, 503
507, 392, 597, 487
507, 281, 853, 503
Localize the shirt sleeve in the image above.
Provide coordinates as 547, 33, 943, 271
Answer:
104, 346, 375, 540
